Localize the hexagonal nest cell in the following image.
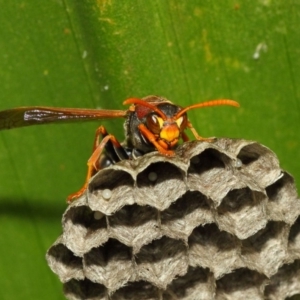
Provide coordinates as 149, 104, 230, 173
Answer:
46, 138, 300, 299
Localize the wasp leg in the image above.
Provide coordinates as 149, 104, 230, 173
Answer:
181, 131, 190, 142
187, 121, 215, 142
67, 126, 124, 203
138, 124, 175, 156
97, 127, 129, 164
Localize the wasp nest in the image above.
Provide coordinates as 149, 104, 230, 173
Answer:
46, 138, 300, 300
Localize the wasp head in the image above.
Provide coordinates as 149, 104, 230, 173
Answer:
123, 95, 239, 156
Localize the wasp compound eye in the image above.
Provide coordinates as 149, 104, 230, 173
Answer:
46, 138, 300, 299
146, 114, 163, 134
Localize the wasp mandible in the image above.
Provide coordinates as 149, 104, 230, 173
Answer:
0, 95, 239, 202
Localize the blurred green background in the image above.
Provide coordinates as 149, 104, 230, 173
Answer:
0, 1, 299, 299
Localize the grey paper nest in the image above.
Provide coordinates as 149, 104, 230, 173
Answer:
46, 138, 300, 300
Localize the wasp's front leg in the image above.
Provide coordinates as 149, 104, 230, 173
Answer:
137, 123, 175, 156
67, 126, 126, 203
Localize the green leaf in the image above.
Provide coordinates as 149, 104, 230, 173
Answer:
0, 1, 299, 299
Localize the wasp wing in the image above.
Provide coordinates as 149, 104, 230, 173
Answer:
0, 106, 127, 130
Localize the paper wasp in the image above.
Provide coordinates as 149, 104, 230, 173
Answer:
0, 95, 239, 202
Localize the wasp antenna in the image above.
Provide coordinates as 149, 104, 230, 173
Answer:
123, 98, 167, 120
175, 99, 240, 119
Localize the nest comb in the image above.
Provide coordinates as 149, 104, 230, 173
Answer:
46, 138, 300, 299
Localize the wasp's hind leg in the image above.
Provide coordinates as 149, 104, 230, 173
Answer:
67, 126, 128, 203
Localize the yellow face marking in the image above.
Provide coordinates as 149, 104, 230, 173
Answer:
156, 116, 164, 128
175, 116, 183, 128
160, 123, 180, 141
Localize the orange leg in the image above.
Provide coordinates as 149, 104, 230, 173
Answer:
187, 120, 214, 142
181, 131, 190, 142
67, 126, 123, 203
138, 124, 175, 156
